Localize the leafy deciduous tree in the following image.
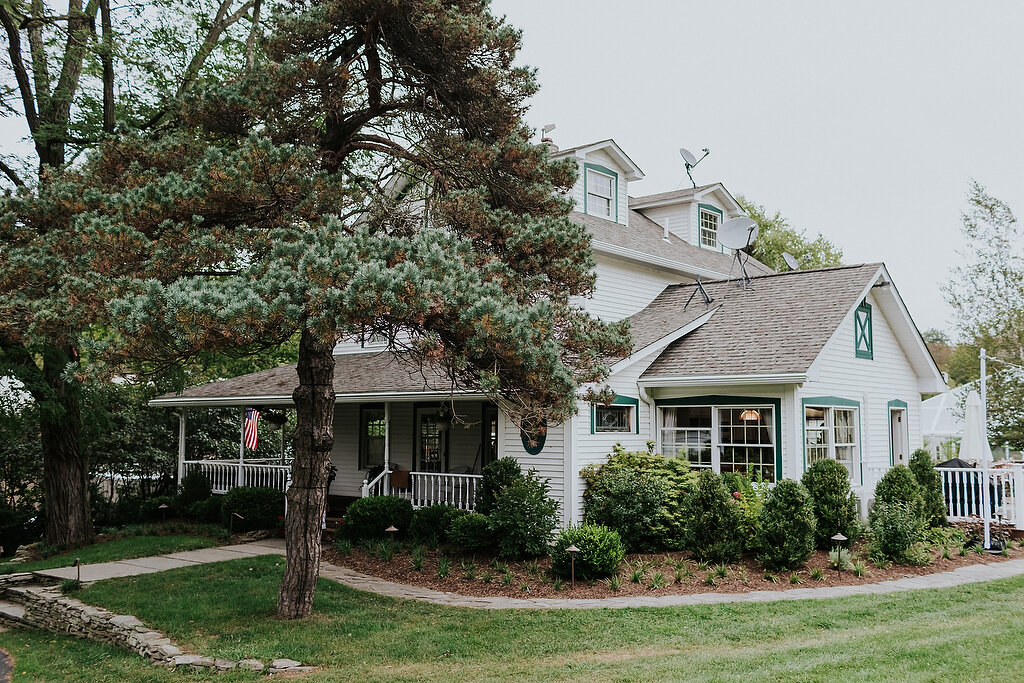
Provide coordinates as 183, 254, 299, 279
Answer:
737, 196, 843, 271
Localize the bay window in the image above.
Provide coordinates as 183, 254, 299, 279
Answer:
660, 402, 777, 482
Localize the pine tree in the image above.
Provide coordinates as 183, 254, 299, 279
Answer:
38, 0, 631, 618
0, 0, 264, 547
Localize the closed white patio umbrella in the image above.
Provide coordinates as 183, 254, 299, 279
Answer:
960, 390, 993, 547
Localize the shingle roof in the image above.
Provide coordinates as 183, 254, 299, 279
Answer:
627, 184, 721, 206
572, 210, 774, 278
639, 264, 882, 378
151, 351, 456, 403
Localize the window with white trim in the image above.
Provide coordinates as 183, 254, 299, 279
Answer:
699, 208, 719, 248
660, 405, 776, 482
586, 169, 614, 218
595, 404, 632, 433
804, 406, 858, 477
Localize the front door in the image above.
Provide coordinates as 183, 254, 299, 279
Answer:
890, 409, 907, 465
415, 406, 448, 473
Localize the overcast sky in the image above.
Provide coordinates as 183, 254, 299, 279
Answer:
491, 0, 1024, 336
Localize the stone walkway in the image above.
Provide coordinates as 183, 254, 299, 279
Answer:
319, 558, 1024, 609
26, 539, 1024, 610
32, 538, 286, 583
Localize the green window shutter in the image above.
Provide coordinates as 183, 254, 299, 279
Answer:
854, 302, 873, 359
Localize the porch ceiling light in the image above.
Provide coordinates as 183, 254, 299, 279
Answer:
739, 409, 761, 422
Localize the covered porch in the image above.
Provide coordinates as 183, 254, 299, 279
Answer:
152, 353, 498, 511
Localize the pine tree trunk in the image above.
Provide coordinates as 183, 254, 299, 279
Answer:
277, 329, 335, 620
40, 347, 93, 548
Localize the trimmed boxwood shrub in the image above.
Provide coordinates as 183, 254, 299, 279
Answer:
580, 444, 696, 549
187, 496, 223, 524
341, 495, 414, 541
679, 470, 744, 564
869, 501, 925, 562
909, 449, 947, 527
583, 468, 668, 552
449, 513, 493, 552
409, 504, 465, 544
874, 465, 924, 520
489, 472, 559, 560
475, 458, 524, 515
802, 459, 861, 549
756, 479, 816, 570
550, 524, 626, 580
722, 471, 767, 552
220, 486, 285, 532
177, 470, 212, 510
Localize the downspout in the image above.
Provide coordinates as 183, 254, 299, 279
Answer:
638, 383, 657, 446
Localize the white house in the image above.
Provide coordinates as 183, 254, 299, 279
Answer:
152, 138, 946, 522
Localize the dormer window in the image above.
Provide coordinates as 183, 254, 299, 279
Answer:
698, 204, 722, 249
585, 164, 617, 220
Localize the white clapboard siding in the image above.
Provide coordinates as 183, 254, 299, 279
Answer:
502, 420, 566, 523
575, 254, 685, 322
639, 204, 692, 243
801, 290, 922, 501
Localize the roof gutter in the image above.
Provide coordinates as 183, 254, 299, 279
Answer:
149, 390, 487, 408
592, 240, 730, 280
638, 372, 807, 388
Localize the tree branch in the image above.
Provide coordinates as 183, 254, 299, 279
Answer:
0, 159, 26, 187
244, 0, 261, 70
0, 5, 40, 134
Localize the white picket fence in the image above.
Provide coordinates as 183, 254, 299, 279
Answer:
361, 470, 482, 511
184, 461, 291, 494
939, 466, 1023, 527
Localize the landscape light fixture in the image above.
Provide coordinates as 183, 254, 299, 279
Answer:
158, 503, 169, 524
831, 533, 848, 575
566, 544, 580, 588
230, 511, 245, 535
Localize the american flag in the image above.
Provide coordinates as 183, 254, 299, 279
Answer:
244, 408, 261, 450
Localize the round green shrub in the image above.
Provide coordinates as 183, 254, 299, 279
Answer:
177, 470, 212, 509
679, 470, 744, 564
802, 459, 861, 549
874, 465, 924, 519
220, 486, 285, 531
187, 496, 223, 524
909, 449, 947, 527
489, 472, 559, 560
722, 472, 767, 552
139, 495, 179, 522
341, 496, 414, 541
448, 512, 493, 552
756, 479, 816, 570
583, 468, 668, 552
0, 502, 39, 557
475, 458, 524, 515
869, 501, 925, 562
550, 524, 626, 580
409, 504, 465, 544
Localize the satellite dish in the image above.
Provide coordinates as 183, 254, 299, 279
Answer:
783, 252, 800, 271
718, 217, 758, 250
678, 146, 710, 188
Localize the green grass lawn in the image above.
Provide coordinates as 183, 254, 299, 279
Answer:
0, 535, 219, 575
2, 554, 1020, 681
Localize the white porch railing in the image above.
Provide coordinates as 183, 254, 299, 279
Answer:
362, 470, 482, 511
939, 466, 1023, 527
184, 460, 291, 494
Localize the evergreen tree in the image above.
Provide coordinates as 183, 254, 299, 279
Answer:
0, 0, 264, 547
39, 0, 631, 618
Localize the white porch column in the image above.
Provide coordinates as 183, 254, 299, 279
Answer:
383, 402, 391, 495
177, 411, 187, 485
238, 408, 246, 487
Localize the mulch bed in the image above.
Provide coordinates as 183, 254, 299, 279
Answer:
322, 538, 1024, 600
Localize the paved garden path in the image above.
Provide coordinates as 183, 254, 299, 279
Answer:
31, 538, 287, 583
27, 540, 1024, 610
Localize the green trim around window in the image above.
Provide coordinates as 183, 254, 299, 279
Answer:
590, 395, 641, 435
583, 162, 619, 222
800, 396, 863, 484
655, 395, 782, 477
887, 399, 910, 467
697, 203, 724, 252
855, 302, 874, 360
